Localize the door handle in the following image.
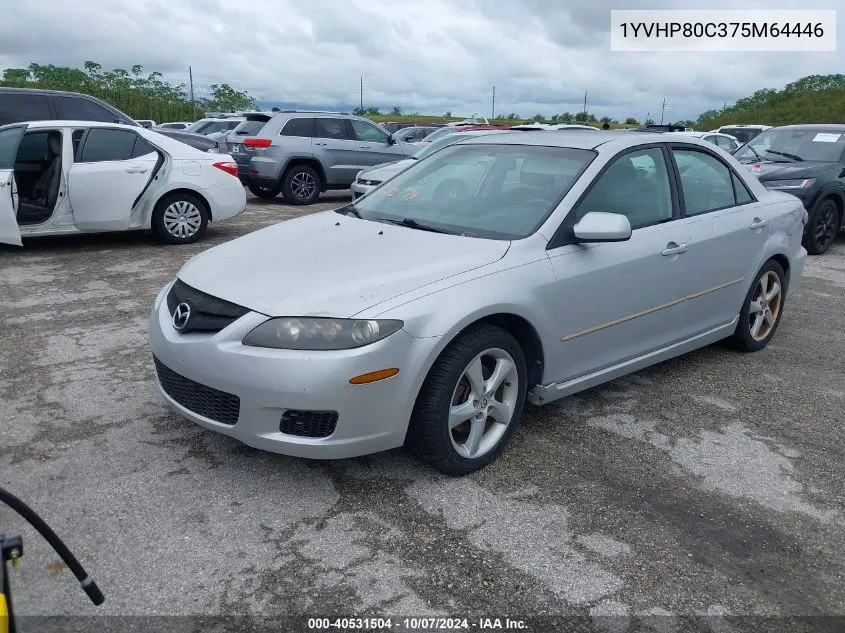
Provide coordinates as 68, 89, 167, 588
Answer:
749, 217, 768, 229
358, 145, 371, 149
313, 142, 327, 146
661, 242, 688, 256
125, 166, 148, 174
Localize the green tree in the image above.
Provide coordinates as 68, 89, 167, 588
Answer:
644, 118, 656, 126
443, 111, 452, 118
532, 112, 545, 122
599, 116, 612, 124
559, 112, 574, 122
205, 83, 256, 112
624, 117, 639, 125
390, 106, 402, 115
574, 111, 593, 122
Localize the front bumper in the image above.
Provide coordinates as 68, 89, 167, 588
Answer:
350, 181, 377, 199
148, 287, 438, 459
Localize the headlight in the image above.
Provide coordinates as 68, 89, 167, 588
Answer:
242, 317, 404, 350
762, 178, 816, 190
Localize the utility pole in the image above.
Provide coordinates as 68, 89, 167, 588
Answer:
189, 66, 194, 103
360, 77, 363, 112
583, 91, 587, 115
491, 86, 495, 120
660, 97, 666, 124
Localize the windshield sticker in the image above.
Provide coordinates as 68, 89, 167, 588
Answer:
812, 133, 841, 143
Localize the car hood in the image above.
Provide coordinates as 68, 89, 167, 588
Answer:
176, 211, 510, 317
360, 159, 416, 182
745, 161, 838, 180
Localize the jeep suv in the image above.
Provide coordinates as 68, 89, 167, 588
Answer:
229, 111, 413, 204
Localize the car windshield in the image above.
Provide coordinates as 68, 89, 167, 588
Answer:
734, 128, 845, 164
350, 144, 595, 240
232, 118, 270, 136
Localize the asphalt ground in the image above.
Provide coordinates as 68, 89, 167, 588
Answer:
1, 192, 844, 633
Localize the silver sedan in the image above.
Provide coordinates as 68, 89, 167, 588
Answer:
149, 131, 807, 475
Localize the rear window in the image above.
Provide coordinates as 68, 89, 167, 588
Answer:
0, 94, 51, 126
233, 116, 271, 136
719, 127, 762, 143
280, 118, 314, 137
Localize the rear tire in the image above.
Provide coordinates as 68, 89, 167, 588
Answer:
152, 192, 208, 244
282, 165, 321, 205
729, 259, 786, 352
248, 183, 281, 199
406, 324, 527, 475
803, 198, 840, 255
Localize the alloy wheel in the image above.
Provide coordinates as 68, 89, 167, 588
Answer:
448, 348, 519, 459
748, 270, 782, 342
291, 171, 317, 200
813, 204, 838, 253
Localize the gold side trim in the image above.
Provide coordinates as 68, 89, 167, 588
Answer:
561, 277, 745, 342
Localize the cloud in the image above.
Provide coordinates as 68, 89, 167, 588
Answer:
0, 0, 842, 121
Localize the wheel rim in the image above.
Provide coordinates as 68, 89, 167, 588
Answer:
291, 171, 316, 200
813, 204, 838, 251
162, 200, 202, 238
449, 348, 519, 460
748, 271, 783, 342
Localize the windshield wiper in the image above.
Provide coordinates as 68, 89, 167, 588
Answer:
763, 149, 804, 162
335, 204, 362, 218
377, 216, 450, 234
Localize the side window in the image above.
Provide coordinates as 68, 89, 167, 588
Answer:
314, 118, 351, 140
574, 147, 673, 229
72, 130, 85, 157
0, 95, 51, 126
351, 119, 390, 144
280, 118, 314, 137
0, 126, 26, 169
78, 129, 138, 162
15, 132, 49, 161
131, 136, 156, 158
732, 172, 754, 204
54, 96, 124, 123
673, 149, 736, 216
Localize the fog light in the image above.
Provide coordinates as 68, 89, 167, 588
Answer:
349, 368, 400, 385
803, 210, 809, 225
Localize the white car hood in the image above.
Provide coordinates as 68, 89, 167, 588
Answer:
361, 158, 416, 182
177, 211, 510, 317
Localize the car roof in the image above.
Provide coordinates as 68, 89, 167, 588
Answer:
766, 124, 845, 132
16, 120, 143, 130
458, 129, 717, 152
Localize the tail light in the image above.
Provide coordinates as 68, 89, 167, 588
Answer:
243, 137, 272, 148
213, 161, 239, 177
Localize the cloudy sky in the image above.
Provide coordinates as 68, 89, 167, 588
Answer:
0, 0, 842, 121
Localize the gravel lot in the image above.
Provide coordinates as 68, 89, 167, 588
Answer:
1, 193, 844, 631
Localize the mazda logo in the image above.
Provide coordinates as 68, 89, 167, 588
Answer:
172, 302, 192, 331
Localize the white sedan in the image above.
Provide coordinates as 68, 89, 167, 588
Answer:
0, 121, 246, 246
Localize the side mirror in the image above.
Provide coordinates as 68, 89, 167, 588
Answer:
572, 212, 632, 243
388, 134, 396, 145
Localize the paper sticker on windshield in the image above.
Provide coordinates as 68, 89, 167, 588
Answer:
812, 133, 841, 142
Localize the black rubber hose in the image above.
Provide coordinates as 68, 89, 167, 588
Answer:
0, 485, 104, 605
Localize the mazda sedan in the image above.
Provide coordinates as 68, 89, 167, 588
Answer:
149, 131, 807, 475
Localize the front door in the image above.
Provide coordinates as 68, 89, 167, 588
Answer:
350, 119, 406, 167
669, 145, 772, 333
543, 145, 692, 383
68, 128, 158, 231
0, 124, 26, 245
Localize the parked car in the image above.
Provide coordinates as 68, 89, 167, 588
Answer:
135, 119, 155, 128
228, 111, 418, 204
667, 131, 741, 152
418, 124, 510, 146
185, 117, 245, 137
381, 121, 439, 134
158, 122, 192, 130
351, 129, 511, 198
0, 121, 246, 246
392, 126, 439, 143
148, 130, 807, 474
711, 124, 771, 144
733, 124, 845, 255
0, 88, 216, 152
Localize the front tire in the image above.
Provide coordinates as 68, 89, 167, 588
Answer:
152, 192, 208, 244
803, 198, 840, 255
729, 259, 786, 352
282, 165, 321, 205
406, 324, 527, 475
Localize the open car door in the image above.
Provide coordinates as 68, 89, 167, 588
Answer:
0, 124, 26, 246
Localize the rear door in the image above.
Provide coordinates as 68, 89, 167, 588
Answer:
69, 127, 159, 231
350, 119, 406, 167
0, 124, 25, 245
313, 118, 359, 184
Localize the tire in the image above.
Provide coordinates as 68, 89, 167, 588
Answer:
248, 183, 281, 199
406, 324, 527, 475
152, 192, 209, 244
729, 259, 786, 352
282, 165, 321, 205
803, 198, 840, 255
